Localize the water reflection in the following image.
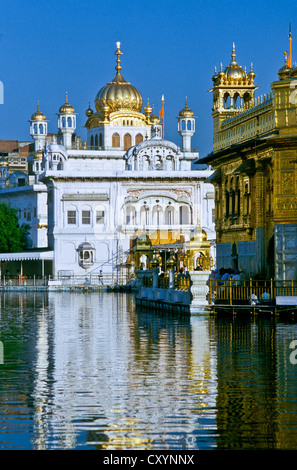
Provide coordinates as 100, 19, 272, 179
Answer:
0, 291, 297, 450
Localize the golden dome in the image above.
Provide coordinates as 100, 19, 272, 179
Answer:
144, 98, 153, 115
59, 93, 75, 114
34, 149, 43, 160
85, 103, 93, 117
179, 98, 194, 117
150, 106, 161, 124
224, 43, 246, 80
31, 102, 46, 121
94, 42, 143, 115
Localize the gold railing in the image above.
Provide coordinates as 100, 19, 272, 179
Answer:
209, 278, 297, 306
174, 273, 191, 291
141, 272, 191, 291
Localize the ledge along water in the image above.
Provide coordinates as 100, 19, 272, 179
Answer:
0, 272, 297, 317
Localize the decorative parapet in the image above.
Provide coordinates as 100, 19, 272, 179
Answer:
214, 96, 275, 152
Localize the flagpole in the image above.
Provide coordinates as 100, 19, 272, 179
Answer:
288, 24, 292, 68
162, 94, 164, 139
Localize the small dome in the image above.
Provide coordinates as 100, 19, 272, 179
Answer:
144, 98, 153, 115
78, 241, 94, 250
31, 102, 46, 121
150, 107, 161, 124
136, 232, 151, 246
59, 93, 75, 114
85, 104, 93, 117
278, 53, 292, 80
34, 149, 43, 160
179, 98, 194, 117
224, 43, 246, 80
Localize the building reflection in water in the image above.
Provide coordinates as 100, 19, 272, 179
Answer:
30, 291, 217, 450
210, 315, 297, 449
0, 291, 297, 450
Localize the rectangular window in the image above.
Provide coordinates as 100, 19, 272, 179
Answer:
67, 210, 76, 225
96, 210, 105, 224
82, 210, 91, 225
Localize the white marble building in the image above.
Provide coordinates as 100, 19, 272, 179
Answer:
0, 43, 215, 281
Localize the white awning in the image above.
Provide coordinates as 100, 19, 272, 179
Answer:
0, 250, 54, 262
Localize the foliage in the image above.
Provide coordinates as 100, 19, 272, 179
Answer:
0, 203, 30, 253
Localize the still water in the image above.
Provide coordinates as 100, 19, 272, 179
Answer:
0, 290, 297, 450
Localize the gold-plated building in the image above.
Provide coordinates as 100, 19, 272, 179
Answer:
198, 39, 297, 280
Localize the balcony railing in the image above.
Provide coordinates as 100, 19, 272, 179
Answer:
209, 278, 297, 306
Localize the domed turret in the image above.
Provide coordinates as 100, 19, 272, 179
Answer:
94, 42, 143, 116
58, 93, 76, 150
59, 93, 75, 114
30, 102, 48, 151
224, 43, 246, 80
179, 99, 194, 117
177, 98, 196, 151
31, 102, 46, 121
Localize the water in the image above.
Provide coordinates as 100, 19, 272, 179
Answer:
0, 291, 297, 450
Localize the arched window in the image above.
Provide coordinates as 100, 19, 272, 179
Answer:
78, 242, 95, 269
140, 205, 149, 225
135, 133, 143, 145
179, 205, 189, 224
67, 116, 72, 127
181, 120, 186, 131
34, 123, 38, 134
165, 206, 174, 225
39, 124, 44, 134
99, 133, 103, 148
142, 155, 150, 171
155, 156, 163, 170
224, 92, 231, 109
166, 156, 174, 171
187, 120, 192, 131
153, 205, 162, 225
90, 135, 94, 149
234, 92, 240, 109
62, 117, 66, 127
112, 133, 120, 147
95, 134, 99, 150
243, 92, 252, 109
124, 133, 132, 151
126, 206, 136, 225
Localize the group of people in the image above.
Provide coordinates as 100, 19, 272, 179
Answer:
210, 267, 243, 287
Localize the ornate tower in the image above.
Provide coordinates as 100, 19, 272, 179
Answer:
30, 102, 48, 152
58, 93, 77, 150
209, 43, 257, 150
177, 98, 195, 151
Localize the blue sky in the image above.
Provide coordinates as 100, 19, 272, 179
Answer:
0, 0, 296, 157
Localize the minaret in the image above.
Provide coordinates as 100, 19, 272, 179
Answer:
30, 102, 48, 152
58, 93, 76, 150
177, 98, 195, 151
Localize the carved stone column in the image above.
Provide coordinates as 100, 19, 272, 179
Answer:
189, 270, 211, 314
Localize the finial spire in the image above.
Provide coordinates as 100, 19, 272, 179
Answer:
65, 91, 68, 103
115, 41, 123, 73
232, 42, 236, 61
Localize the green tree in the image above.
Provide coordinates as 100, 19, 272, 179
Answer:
0, 203, 30, 253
